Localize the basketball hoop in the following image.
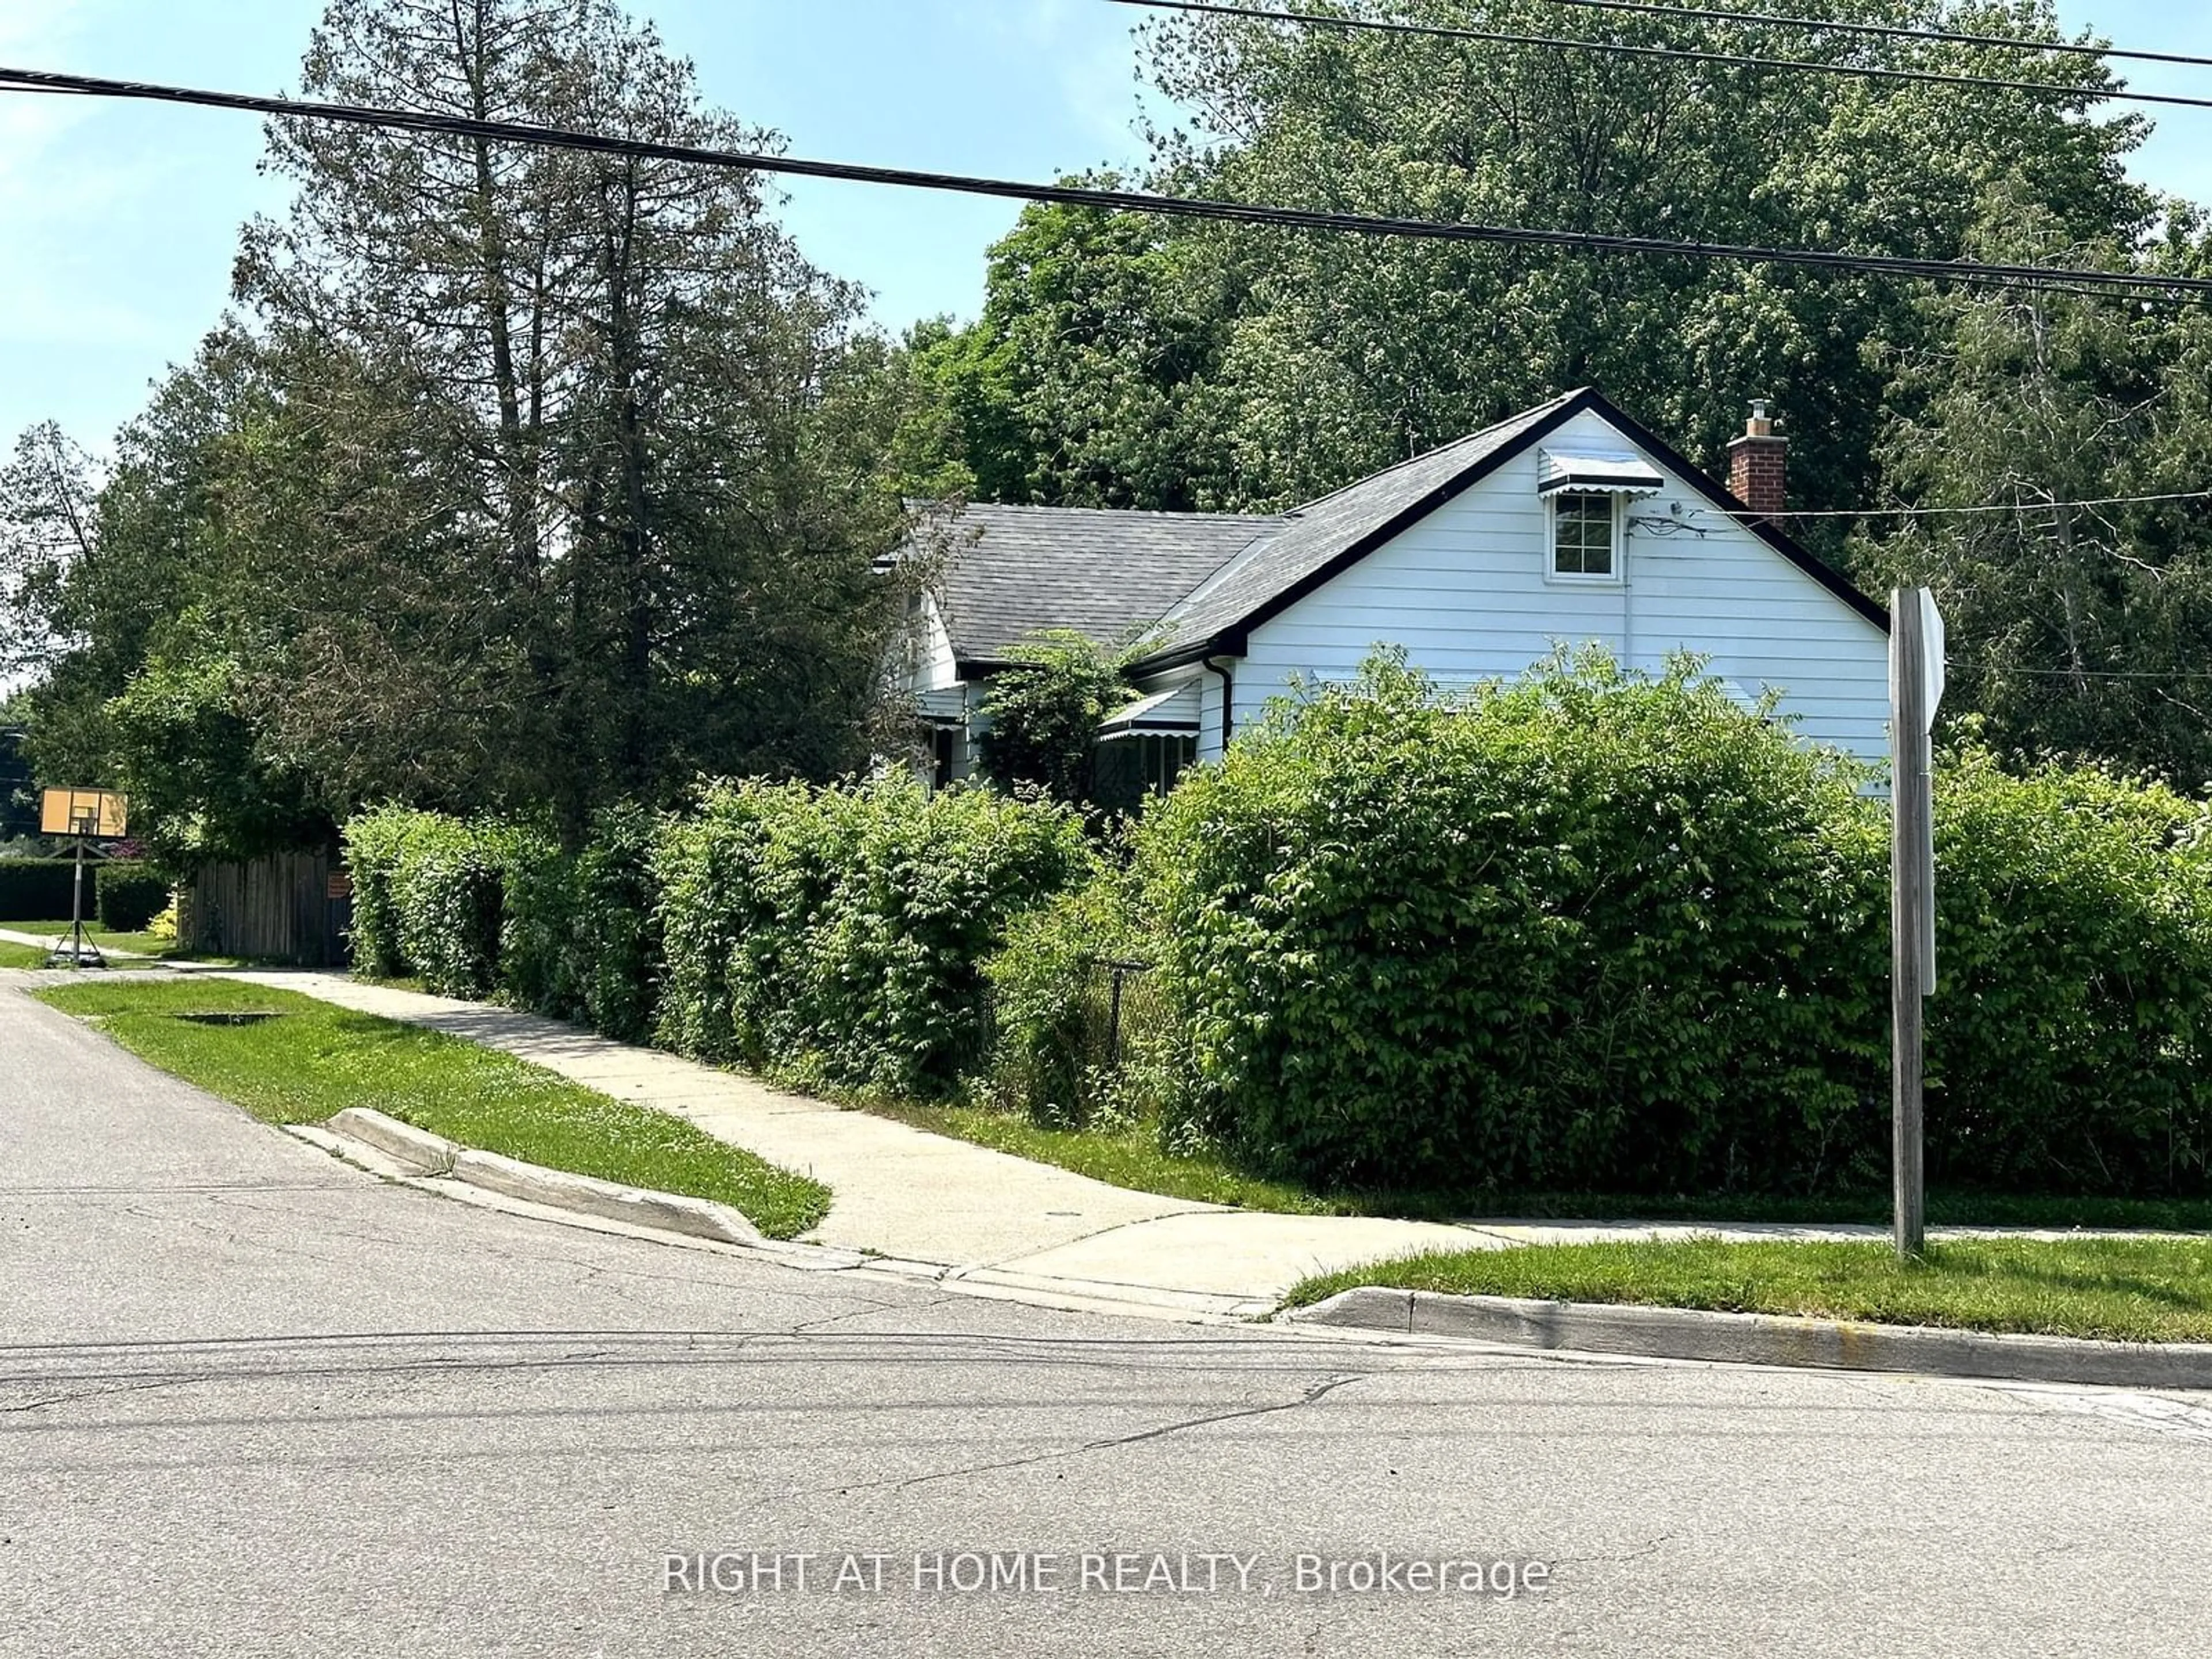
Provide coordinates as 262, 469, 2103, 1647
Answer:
37, 786, 130, 970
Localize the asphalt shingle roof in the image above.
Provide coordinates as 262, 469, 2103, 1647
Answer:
905, 387, 1883, 671
921, 503, 1282, 665
1147, 392, 1583, 655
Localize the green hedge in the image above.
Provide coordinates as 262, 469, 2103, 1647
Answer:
1138, 652, 1891, 1196
0, 859, 76, 921
653, 777, 1090, 1099
96, 863, 172, 933
342, 807, 531, 997
501, 804, 663, 1044
1132, 652, 2212, 1200
347, 780, 1088, 1103
981, 872, 1172, 1129
335, 656, 2212, 1205
1926, 750, 2212, 1192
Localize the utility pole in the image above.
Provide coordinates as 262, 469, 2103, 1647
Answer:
1891, 588, 1942, 1260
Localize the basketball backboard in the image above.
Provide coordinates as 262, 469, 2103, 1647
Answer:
39, 787, 129, 839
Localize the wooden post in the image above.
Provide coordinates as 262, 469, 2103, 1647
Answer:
1891, 588, 1932, 1259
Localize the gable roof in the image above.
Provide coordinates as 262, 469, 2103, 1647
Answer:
1131, 386, 1885, 669
918, 502, 1282, 667
903, 387, 1887, 676
1143, 391, 1585, 662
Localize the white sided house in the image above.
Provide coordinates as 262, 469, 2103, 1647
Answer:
897, 388, 1890, 801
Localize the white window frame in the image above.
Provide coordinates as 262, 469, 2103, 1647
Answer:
1546, 490, 1624, 585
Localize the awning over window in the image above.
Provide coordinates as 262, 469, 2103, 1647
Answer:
916, 685, 968, 723
1100, 681, 1202, 738
1537, 450, 1665, 496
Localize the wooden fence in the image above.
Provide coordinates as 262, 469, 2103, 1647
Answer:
184, 849, 350, 967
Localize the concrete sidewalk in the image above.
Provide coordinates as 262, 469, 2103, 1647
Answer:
21, 950, 2154, 1320
201, 968, 1502, 1315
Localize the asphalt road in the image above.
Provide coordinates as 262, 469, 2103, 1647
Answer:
5, 974, 2211, 1658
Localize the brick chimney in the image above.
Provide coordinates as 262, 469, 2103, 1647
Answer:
1726, 399, 1787, 520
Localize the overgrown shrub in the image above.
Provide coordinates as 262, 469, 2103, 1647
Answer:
96, 862, 172, 933
342, 806, 423, 978
499, 835, 581, 1017
652, 779, 813, 1066
341, 806, 527, 997
654, 777, 1090, 1099
1139, 651, 1892, 1195
982, 870, 1169, 1128
329, 666, 2212, 1205
501, 804, 663, 1042
1927, 749, 2212, 1193
0, 859, 75, 921
977, 628, 1140, 809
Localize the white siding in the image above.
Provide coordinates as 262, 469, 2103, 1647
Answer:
1233, 408, 1891, 768
896, 594, 981, 786
906, 592, 959, 694
1149, 663, 1232, 762
1112, 671, 1204, 732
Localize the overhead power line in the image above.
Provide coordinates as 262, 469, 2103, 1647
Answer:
1104, 0, 2212, 114
1772, 490, 2212, 518
1128, 0, 2212, 73
1960, 663, 2212, 682
3, 63, 2209, 304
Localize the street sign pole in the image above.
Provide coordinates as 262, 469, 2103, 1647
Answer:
1891, 588, 1941, 1260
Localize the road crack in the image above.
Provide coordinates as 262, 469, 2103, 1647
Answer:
783, 1370, 1372, 1499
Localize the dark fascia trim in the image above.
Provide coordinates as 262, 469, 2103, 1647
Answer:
1125, 390, 1596, 672
1126, 385, 1888, 672
1126, 638, 1217, 675
1590, 397, 1891, 633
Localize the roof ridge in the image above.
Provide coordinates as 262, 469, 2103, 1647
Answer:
942, 500, 1287, 524
1153, 389, 1593, 634
1279, 387, 1591, 517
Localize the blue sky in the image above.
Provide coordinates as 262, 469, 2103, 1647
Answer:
3, 0, 2210, 452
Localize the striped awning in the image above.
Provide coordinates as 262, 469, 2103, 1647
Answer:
1537, 450, 1665, 495
1100, 682, 1201, 737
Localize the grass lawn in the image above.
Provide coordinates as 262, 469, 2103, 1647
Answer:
1285, 1235, 2212, 1344
35, 976, 830, 1239
871, 1100, 1341, 1214
6, 918, 177, 955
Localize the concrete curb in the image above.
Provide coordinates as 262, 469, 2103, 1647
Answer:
325, 1108, 456, 1175
449, 1148, 764, 1246
1283, 1287, 2212, 1389
317, 1108, 763, 1248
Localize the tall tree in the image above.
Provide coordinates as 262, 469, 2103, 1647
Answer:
1862, 199, 2212, 782
920, 0, 2152, 522
900, 181, 1243, 510
3, 332, 335, 859
232, 0, 912, 837
0, 423, 99, 680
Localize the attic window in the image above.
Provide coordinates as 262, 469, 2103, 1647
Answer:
1550, 491, 1619, 581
